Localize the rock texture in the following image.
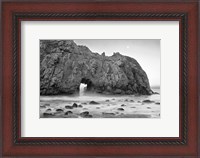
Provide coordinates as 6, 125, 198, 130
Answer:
40, 40, 153, 95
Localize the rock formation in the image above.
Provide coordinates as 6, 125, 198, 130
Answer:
40, 40, 153, 95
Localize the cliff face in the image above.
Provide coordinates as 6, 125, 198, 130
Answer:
40, 40, 153, 95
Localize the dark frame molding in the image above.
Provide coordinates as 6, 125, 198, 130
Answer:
2, 1, 199, 157
12, 12, 188, 145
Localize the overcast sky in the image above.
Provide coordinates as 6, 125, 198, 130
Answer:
74, 39, 160, 88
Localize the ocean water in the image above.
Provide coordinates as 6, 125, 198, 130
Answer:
40, 87, 160, 118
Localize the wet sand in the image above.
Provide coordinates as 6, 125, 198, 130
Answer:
40, 89, 160, 118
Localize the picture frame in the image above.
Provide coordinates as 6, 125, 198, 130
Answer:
1, 0, 199, 157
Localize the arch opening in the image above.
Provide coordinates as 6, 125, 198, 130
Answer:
79, 78, 93, 95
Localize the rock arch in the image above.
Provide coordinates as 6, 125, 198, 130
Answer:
40, 40, 153, 95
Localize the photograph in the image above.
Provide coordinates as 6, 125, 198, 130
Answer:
40, 39, 160, 118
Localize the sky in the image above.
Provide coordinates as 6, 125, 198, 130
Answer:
74, 39, 160, 88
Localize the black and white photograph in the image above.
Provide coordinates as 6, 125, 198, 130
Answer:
40, 39, 160, 118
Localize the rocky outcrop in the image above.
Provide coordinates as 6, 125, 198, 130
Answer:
40, 40, 153, 95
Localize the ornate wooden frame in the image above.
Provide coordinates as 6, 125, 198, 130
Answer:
1, 0, 199, 157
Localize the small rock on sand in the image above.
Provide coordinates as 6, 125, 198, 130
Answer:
117, 108, 124, 111
72, 103, 78, 108
43, 112, 54, 116
65, 111, 73, 115
65, 105, 73, 109
89, 101, 100, 104
121, 104, 126, 107
46, 108, 51, 112
80, 111, 93, 118
147, 107, 151, 109
143, 100, 154, 103
80, 111, 89, 117
78, 104, 83, 108
155, 102, 160, 105
56, 109, 64, 112
40, 105, 46, 108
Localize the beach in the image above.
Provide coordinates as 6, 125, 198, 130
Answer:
40, 88, 160, 118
